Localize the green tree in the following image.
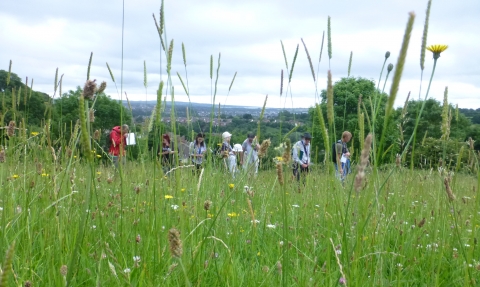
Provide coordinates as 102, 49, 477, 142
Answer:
52, 87, 132, 143
310, 77, 398, 164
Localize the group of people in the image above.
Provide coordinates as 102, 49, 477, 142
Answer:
107, 124, 353, 183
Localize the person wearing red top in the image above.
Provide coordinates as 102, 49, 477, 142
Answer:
109, 124, 129, 168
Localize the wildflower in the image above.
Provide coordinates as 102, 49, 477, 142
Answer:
426, 44, 448, 60
292, 204, 300, 208
181, 188, 186, 192
168, 228, 183, 257
31, 131, 39, 136
41, 173, 49, 177
124, 268, 131, 274
12, 174, 19, 179
171, 205, 179, 210
136, 234, 141, 243
227, 212, 238, 217
96, 171, 101, 175
339, 277, 346, 285
228, 183, 234, 189
133, 256, 141, 263
165, 195, 173, 199
257, 251, 261, 256
267, 224, 276, 229
96, 154, 102, 158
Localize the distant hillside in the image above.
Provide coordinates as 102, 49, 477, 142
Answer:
125, 100, 309, 120
459, 108, 480, 124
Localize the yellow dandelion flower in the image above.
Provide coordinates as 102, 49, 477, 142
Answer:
257, 251, 261, 256
181, 188, 186, 192
207, 213, 214, 218
217, 143, 222, 146
96, 154, 102, 158
12, 174, 19, 179
165, 195, 174, 199
426, 44, 448, 59
41, 173, 49, 177
275, 156, 283, 162
96, 172, 101, 175
30, 132, 39, 136
228, 183, 234, 189
227, 212, 238, 217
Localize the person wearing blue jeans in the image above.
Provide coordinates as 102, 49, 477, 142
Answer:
333, 131, 352, 182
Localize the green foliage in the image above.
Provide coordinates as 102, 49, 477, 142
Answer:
407, 137, 478, 171
310, 77, 399, 163
52, 87, 132, 142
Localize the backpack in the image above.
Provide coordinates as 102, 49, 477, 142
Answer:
332, 140, 345, 163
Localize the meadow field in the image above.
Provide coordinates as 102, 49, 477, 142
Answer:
0, 154, 479, 286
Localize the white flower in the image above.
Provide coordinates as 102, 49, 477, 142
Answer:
279, 241, 284, 246
336, 250, 342, 255
251, 220, 260, 223
315, 205, 320, 208
124, 268, 131, 274
453, 248, 458, 252
171, 205, 179, 210
0, 207, 3, 211
292, 204, 300, 208
133, 256, 141, 263
267, 224, 276, 229
92, 225, 97, 229
397, 263, 403, 268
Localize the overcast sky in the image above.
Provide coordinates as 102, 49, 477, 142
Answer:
1, 0, 479, 109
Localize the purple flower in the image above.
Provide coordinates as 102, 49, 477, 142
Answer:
339, 277, 346, 285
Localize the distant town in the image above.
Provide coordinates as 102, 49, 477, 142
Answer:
126, 100, 310, 124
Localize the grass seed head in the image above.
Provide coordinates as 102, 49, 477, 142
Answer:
276, 163, 284, 185
444, 177, 455, 201
0, 149, 6, 163
60, 265, 68, 277
82, 79, 97, 100
257, 139, 271, 158
7, 120, 16, 137
97, 81, 107, 94
168, 228, 183, 258
204, 200, 212, 211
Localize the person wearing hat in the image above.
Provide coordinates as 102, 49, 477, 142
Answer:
332, 131, 352, 182
220, 131, 237, 178
241, 133, 260, 176
292, 132, 312, 183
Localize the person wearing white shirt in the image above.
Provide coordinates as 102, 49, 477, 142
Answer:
292, 132, 312, 183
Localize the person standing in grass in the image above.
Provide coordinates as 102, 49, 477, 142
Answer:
159, 134, 176, 175
189, 132, 206, 175
333, 131, 352, 181
292, 132, 312, 183
220, 131, 237, 178
241, 133, 260, 177
109, 124, 129, 168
